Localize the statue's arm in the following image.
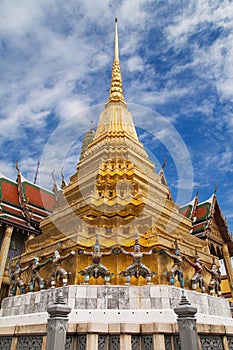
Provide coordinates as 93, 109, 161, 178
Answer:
77, 248, 91, 256
203, 265, 211, 274
160, 249, 172, 258
121, 248, 130, 256
103, 251, 112, 256
83, 251, 92, 256
145, 248, 156, 256
183, 257, 196, 268
61, 251, 76, 261
40, 257, 53, 267
164, 251, 173, 258
21, 264, 32, 272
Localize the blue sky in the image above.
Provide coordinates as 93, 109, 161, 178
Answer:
0, 0, 233, 232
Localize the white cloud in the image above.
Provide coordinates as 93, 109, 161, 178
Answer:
127, 56, 144, 72
165, 1, 233, 103
0, 0, 151, 138
127, 84, 190, 107
56, 99, 84, 121
166, 1, 233, 43
0, 161, 17, 181
118, 0, 147, 24
0, 0, 48, 38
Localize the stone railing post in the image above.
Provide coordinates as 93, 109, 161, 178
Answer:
174, 291, 200, 350
46, 288, 71, 350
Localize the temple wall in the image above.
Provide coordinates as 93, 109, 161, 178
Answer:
0, 321, 233, 350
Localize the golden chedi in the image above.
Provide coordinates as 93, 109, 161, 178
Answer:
13, 19, 233, 297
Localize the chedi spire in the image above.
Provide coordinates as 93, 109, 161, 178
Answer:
106, 18, 126, 106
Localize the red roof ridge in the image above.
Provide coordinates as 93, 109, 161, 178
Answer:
0, 171, 54, 196
21, 177, 54, 195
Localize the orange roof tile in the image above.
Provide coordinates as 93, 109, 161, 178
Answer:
22, 182, 56, 212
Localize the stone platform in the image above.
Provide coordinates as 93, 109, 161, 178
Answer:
0, 285, 232, 326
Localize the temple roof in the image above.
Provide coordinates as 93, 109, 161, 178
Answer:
179, 192, 233, 255
0, 170, 56, 233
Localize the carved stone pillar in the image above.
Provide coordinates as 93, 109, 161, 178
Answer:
174, 291, 200, 350
46, 288, 71, 350
153, 334, 166, 350
86, 334, 98, 350
120, 334, 131, 350
0, 225, 14, 289
222, 244, 233, 298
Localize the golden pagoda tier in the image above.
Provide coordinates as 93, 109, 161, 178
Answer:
14, 19, 233, 296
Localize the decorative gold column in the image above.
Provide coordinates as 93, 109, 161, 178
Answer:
0, 225, 14, 289
222, 243, 233, 298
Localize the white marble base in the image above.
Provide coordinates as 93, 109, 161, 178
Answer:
0, 308, 233, 327
0, 285, 232, 327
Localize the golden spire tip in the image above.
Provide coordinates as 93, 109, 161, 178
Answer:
114, 17, 119, 59
105, 17, 126, 106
